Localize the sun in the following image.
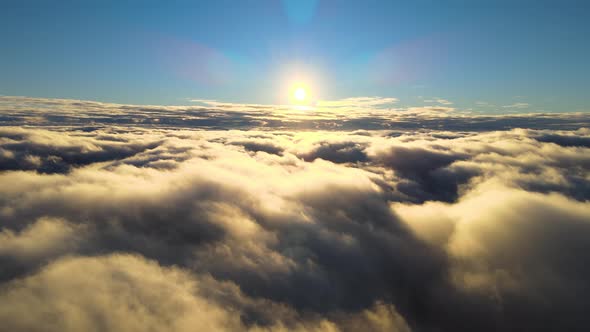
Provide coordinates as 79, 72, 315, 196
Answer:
294, 87, 306, 101
289, 83, 311, 105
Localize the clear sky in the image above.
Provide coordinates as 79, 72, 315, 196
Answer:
1, 0, 589, 113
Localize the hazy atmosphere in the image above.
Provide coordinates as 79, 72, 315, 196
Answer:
1, 1, 589, 331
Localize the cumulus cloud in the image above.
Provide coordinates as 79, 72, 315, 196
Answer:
396, 181, 590, 330
0, 254, 245, 332
0, 127, 161, 173
0, 98, 589, 331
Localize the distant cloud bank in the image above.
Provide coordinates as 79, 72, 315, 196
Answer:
1, 96, 588, 131
0, 97, 589, 331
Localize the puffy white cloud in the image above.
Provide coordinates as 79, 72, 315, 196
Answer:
0, 254, 244, 332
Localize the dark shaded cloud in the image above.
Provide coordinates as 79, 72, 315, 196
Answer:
374, 146, 469, 202
230, 140, 284, 155
299, 141, 368, 163
0, 127, 161, 173
531, 129, 590, 147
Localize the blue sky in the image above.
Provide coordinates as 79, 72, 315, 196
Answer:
1, 0, 589, 113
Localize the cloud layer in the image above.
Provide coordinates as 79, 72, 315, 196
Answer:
2, 96, 589, 131
1, 117, 589, 331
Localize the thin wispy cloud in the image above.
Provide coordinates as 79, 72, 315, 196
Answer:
503, 102, 531, 109
317, 96, 399, 108
423, 98, 453, 105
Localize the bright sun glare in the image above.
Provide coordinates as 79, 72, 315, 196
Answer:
290, 83, 310, 105
294, 87, 306, 101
